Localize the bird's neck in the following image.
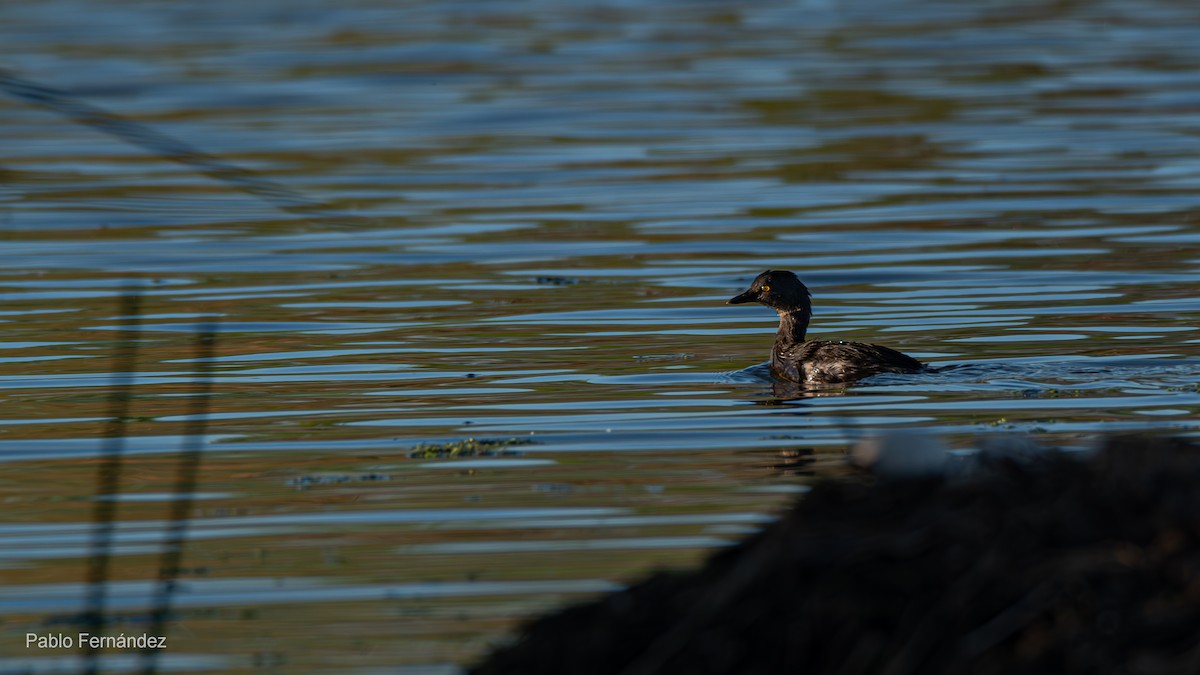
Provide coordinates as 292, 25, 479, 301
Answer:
774, 309, 811, 350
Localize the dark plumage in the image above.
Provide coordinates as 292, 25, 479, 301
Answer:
728, 270, 925, 385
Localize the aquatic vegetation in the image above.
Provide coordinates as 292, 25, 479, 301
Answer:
286, 473, 393, 489
408, 436, 536, 459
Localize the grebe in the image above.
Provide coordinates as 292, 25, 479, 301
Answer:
728, 270, 925, 385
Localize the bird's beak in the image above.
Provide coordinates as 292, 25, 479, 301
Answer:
727, 290, 756, 305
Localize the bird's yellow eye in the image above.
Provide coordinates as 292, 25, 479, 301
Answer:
761, 285, 770, 292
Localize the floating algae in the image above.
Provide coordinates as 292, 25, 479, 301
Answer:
408, 436, 536, 460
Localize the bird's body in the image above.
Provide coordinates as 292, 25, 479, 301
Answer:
729, 270, 925, 386
772, 339, 925, 384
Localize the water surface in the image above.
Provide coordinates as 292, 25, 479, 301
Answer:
3, 0, 1200, 672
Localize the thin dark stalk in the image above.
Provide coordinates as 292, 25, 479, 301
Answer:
84, 287, 142, 675
140, 321, 218, 675
0, 67, 337, 220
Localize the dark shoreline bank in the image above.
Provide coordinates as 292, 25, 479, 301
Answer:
472, 435, 1200, 675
